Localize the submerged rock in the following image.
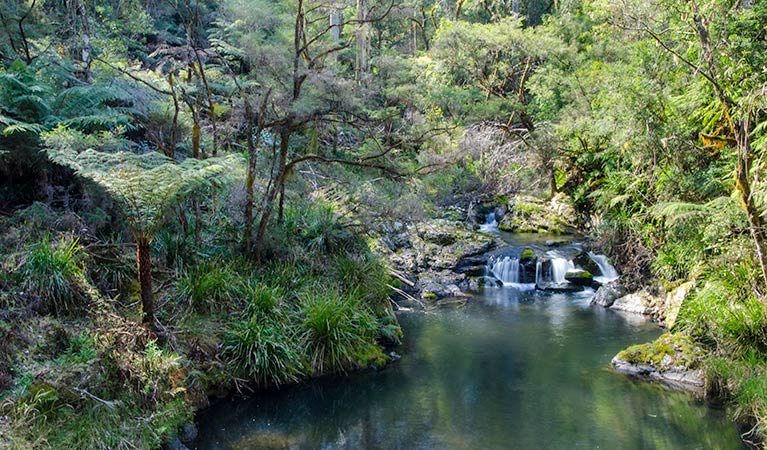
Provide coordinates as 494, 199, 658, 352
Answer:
536, 282, 584, 293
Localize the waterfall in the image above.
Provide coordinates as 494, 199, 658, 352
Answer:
535, 260, 542, 284
479, 212, 498, 233
588, 252, 619, 282
490, 256, 519, 283
550, 258, 575, 284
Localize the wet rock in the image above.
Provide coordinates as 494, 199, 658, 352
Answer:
564, 269, 593, 286
164, 437, 190, 450
572, 252, 601, 276
494, 204, 507, 222
611, 356, 704, 393
477, 276, 503, 287
179, 423, 198, 444
591, 280, 626, 307
536, 282, 584, 293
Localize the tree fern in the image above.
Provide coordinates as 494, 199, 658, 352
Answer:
42, 125, 243, 324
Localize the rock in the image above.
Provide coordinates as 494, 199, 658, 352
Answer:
436, 296, 469, 308
591, 280, 626, 307
494, 205, 507, 222
179, 423, 198, 444
611, 356, 704, 393
164, 437, 189, 450
536, 282, 584, 293
572, 252, 601, 276
454, 265, 485, 276
477, 276, 503, 287
498, 194, 577, 234
519, 254, 538, 284
664, 281, 695, 328
610, 292, 655, 315
564, 269, 593, 286
520, 248, 536, 261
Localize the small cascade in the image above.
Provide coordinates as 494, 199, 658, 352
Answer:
489, 256, 519, 284
535, 260, 542, 284
588, 252, 619, 282
550, 258, 575, 284
479, 212, 498, 233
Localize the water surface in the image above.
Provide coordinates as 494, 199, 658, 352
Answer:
194, 286, 745, 450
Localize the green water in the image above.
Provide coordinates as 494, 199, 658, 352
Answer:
193, 287, 746, 450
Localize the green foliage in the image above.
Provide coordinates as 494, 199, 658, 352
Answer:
176, 262, 246, 314
42, 126, 240, 239
223, 316, 304, 386
21, 235, 85, 315
298, 288, 384, 373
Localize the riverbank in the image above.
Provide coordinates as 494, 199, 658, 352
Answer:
0, 200, 402, 449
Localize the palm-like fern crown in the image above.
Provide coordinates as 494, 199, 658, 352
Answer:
42, 126, 240, 239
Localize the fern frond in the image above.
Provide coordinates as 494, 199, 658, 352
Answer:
42, 126, 242, 238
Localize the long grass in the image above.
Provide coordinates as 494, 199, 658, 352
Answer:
21, 234, 84, 315
298, 288, 383, 373
223, 317, 304, 386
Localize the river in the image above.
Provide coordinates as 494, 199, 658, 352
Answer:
193, 247, 745, 449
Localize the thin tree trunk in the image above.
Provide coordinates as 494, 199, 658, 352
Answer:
75, 0, 92, 83
549, 167, 557, 199
356, 0, 368, 76
254, 129, 290, 260
136, 236, 154, 326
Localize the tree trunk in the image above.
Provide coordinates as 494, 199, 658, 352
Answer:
549, 167, 557, 199
734, 127, 767, 289
75, 0, 92, 83
356, 0, 368, 76
254, 129, 290, 260
136, 236, 154, 326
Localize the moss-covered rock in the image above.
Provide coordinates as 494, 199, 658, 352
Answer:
564, 269, 593, 286
612, 333, 706, 392
520, 248, 536, 260
497, 194, 577, 234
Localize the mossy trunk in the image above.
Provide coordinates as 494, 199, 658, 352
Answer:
136, 236, 154, 326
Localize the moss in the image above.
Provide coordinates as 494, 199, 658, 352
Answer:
423, 292, 438, 300
617, 333, 704, 369
520, 248, 535, 260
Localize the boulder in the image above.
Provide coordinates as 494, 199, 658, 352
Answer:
572, 252, 601, 276
179, 423, 198, 444
591, 280, 626, 307
610, 291, 659, 315
611, 333, 706, 392
664, 281, 695, 328
498, 194, 577, 234
564, 269, 593, 286
477, 276, 503, 287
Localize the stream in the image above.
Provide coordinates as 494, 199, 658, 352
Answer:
193, 231, 746, 450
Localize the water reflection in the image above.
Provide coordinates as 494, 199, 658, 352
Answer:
194, 288, 746, 450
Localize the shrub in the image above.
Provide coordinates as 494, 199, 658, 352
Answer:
223, 317, 303, 386
21, 234, 85, 314
176, 262, 245, 313
298, 288, 384, 373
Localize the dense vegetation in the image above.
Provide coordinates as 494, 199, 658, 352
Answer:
0, 0, 766, 447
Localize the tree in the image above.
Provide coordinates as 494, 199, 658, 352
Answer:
42, 126, 236, 326
595, 0, 767, 288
